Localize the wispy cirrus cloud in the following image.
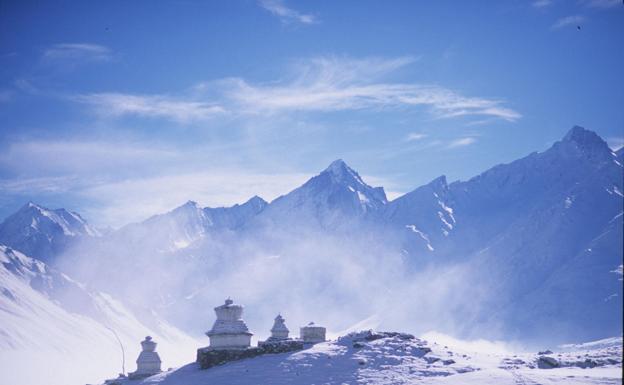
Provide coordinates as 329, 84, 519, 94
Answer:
551, 15, 586, 29
74, 93, 225, 122
43, 43, 113, 62
220, 56, 521, 121
259, 0, 318, 24
446, 137, 477, 149
72, 56, 520, 123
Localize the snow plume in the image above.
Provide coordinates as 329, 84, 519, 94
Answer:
56, 218, 507, 349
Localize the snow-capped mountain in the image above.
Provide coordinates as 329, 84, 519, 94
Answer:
250, 159, 387, 232
0, 244, 199, 385
0, 202, 100, 263
388, 126, 622, 257
381, 126, 623, 340
0, 126, 621, 349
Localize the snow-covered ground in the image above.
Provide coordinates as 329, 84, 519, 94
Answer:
104, 331, 623, 385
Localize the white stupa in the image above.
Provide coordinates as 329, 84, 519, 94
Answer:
206, 298, 252, 350
268, 314, 289, 341
300, 322, 326, 343
129, 336, 161, 379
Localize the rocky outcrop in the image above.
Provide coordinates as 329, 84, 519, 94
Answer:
537, 356, 560, 369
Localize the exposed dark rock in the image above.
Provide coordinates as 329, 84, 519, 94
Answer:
576, 358, 598, 369
414, 347, 432, 357
424, 356, 441, 364
356, 330, 416, 342
537, 356, 560, 369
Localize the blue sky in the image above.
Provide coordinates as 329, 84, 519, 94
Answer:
0, 0, 622, 227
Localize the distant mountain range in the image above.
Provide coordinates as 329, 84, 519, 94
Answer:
0, 126, 622, 353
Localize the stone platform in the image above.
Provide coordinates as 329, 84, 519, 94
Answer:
196, 340, 304, 369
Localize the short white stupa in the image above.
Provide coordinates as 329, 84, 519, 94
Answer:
129, 336, 161, 379
206, 298, 252, 350
268, 314, 289, 341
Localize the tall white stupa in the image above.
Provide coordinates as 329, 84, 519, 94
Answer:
129, 336, 162, 379
206, 298, 253, 350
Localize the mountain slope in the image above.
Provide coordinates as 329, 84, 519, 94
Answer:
0, 244, 199, 385
383, 175, 454, 255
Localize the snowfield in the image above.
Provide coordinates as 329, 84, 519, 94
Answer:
104, 331, 622, 385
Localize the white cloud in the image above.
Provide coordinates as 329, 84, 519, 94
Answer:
74, 93, 225, 123
582, 0, 621, 8
259, 0, 318, 24
446, 137, 477, 149
221, 56, 521, 121
43, 43, 113, 62
532, 0, 553, 8
552, 15, 585, 29
405, 133, 428, 142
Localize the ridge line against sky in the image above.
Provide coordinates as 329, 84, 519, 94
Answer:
0, 0, 622, 227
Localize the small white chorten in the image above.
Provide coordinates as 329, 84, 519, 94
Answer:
300, 322, 326, 343
206, 298, 252, 350
131, 336, 161, 378
268, 314, 289, 341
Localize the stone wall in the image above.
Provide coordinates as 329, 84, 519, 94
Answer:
196, 340, 304, 370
